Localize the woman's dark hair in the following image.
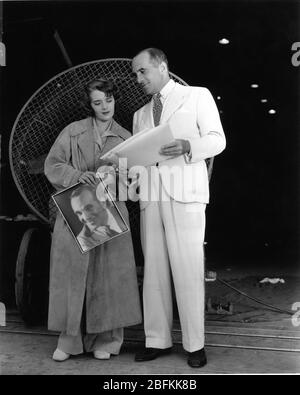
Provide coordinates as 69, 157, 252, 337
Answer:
81, 78, 119, 116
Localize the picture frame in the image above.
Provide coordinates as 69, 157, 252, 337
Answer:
51, 178, 129, 254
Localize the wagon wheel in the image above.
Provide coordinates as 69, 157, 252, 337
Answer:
15, 227, 51, 325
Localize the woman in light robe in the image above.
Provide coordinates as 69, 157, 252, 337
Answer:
44, 79, 142, 361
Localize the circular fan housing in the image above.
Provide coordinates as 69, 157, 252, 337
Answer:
9, 58, 188, 225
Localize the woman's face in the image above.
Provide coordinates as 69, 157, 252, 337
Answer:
89, 89, 115, 122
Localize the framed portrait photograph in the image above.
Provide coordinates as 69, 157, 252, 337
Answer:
51, 178, 129, 254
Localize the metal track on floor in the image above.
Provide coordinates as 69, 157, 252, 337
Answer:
1, 318, 300, 354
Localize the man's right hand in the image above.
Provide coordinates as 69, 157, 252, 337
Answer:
78, 171, 98, 186
103, 152, 119, 168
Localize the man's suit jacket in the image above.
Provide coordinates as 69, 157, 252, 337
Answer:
77, 225, 119, 252
132, 82, 226, 209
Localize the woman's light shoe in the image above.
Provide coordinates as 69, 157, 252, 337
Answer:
52, 348, 70, 361
94, 350, 111, 360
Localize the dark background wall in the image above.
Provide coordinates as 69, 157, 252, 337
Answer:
1, 0, 299, 305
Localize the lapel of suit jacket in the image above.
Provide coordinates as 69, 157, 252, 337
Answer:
139, 101, 153, 129
139, 83, 189, 128
160, 82, 189, 124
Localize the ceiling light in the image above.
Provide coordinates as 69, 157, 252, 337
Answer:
217, 96, 221, 100
268, 109, 276, 114
261, 99, 268, 103
219, 38, 230, 45
251, 84, 259, 88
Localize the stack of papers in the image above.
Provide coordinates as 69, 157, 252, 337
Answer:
101, 123, 175, 168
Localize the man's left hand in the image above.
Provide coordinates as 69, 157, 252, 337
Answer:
159, 139, 191, 157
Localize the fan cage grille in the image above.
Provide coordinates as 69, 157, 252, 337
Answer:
9, 58, 188, 226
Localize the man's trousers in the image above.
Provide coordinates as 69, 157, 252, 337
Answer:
140, 196, 206, 353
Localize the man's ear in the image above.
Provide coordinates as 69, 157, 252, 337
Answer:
159, 61, 168, 73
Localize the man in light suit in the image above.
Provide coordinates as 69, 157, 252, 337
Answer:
131, 48, 226, 368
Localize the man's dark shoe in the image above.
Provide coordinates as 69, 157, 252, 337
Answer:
187, 348, 207, 368
135, 347, 172, 362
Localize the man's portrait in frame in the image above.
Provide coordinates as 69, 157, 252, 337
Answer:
52, 179, 129, 253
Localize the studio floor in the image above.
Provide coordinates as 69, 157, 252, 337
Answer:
0, 255, 300, 375
1, 257, 300, 375
0, 316, 299, 375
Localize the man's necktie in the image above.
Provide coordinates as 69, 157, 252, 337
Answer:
152, 93, 162, 127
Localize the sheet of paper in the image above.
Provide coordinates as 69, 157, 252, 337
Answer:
101, 123, 175, 168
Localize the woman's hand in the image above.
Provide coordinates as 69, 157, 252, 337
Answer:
78, 171, 98, 186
